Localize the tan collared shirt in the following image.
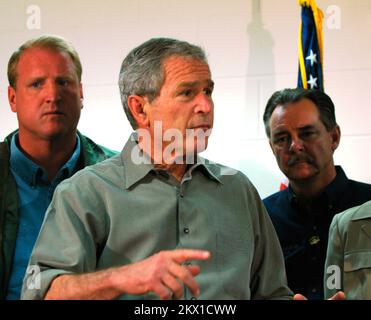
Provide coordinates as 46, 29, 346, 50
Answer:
325, 200, 371, 299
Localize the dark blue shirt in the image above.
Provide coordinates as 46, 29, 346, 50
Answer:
263, 166, 371, 299
6, 134, 81, 300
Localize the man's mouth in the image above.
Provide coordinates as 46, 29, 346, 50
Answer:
288, 158, 315, 167
190, 124, 212, 131
43, 111, 65, 116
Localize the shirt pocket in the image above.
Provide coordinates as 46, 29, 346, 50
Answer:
343, 251, 371, 299
344, 251, 371, 272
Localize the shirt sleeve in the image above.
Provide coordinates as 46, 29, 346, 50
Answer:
21, 174, 107, 300
323, 213, 344, 299
248, 184, 293, 300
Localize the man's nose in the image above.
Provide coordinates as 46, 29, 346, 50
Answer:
289, 137, 304, 153
194, 93, 213, 114
44, 82, 61, 103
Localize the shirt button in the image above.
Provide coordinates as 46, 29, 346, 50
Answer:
184, 227, 190, 234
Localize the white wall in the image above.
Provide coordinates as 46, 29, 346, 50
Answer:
0, 0, 370, 198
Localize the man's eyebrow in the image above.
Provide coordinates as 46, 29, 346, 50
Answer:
272, 125, 316, 136
177, 80, 214, 88
298, 124, 316, 131
55, 75, 75, 80
26, 76, 45, 83
271, 129, 287, 137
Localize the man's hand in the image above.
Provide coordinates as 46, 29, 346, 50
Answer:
113, 249, 211, 300
293, 291, 345, 300
45, 248, 210, 300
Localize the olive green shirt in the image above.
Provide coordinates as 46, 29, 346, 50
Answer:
324, 200, 371, 299
22, 135, 292, 300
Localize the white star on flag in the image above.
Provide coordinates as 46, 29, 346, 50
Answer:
307, 74, 318, 88
306, 49, 317, 66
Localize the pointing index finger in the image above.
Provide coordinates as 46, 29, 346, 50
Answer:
171, 249, 211, 263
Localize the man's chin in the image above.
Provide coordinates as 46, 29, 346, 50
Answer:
39, 127, 74, 141
286, 169, 318, 181
284, 162, 317, 179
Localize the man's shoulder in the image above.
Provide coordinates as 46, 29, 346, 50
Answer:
0, 140, 9, 158
343, 200, 371, 222
332, 200, 371, 236
0, 135, 13, 182
0, 130, 16, 156
201, 158, 253, 185
263, 189, 287, 205
58, 153, 123, 190
78, 132, 119, 165
262, 189, 291, 220
347, 178, 371, 194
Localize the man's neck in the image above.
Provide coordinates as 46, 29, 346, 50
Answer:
17, 131, 77, 181
138, 138, 189, 182
155, 162, 188, 182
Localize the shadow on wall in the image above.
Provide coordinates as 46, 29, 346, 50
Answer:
243, 0, 279, 197
247, 0, 275, 77
246, 0, 275, 135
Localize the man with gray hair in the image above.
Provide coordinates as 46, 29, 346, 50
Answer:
22, 38, 292, 300
0, 35, 116, 299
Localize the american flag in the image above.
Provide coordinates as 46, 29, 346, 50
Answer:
297, 0, 324, 91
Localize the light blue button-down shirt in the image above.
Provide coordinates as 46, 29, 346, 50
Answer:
6, 134, 81, 299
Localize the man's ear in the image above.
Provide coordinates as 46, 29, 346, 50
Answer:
269, 138, 276, 155
331, 125, 341, 151
8, 86, 17, 112
79, 83, 84, 109
127, 95, 149, 128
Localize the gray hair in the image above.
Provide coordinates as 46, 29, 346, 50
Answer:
8, 34, 82, 89
118, 37, 208, 129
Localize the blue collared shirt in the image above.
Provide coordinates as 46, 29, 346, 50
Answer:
6, 134, 81, 300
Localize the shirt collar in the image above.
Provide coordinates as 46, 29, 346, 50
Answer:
10, 134, 40, 186
121, 133, 222, 189
63, 135, 81, 178
10, 133, 81, 185
190, 155, 223, 184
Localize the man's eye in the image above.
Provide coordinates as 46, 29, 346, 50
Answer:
181, 89, 192, 97
273, 136, 288, 144
204, 88, 213, 96
30, 81, 42, 88
301, 131, 315, 139
57, 79, 68, 86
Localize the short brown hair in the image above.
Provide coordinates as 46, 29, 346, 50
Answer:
8, 35, 82, 88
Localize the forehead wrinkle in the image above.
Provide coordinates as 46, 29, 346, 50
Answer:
164, 56, 210, 76
177, 79, 214, 88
